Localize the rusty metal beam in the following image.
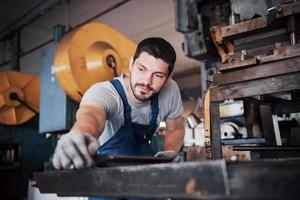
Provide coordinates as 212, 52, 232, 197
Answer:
221, 1, 300, 38
34, 159, 300, 199
222, 16, 269, 38
219, 43, 300, 72
211, 72, 300, 102
34, 160, 229, 199
214, 56, 300, 85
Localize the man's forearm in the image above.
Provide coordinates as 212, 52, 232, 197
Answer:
73, 116, 100, 138
164, 127, 184, 152
73, 103, 106, 139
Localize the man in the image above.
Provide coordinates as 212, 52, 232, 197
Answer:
53, 37, 185, 170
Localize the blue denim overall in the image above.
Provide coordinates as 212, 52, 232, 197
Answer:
89, 79, 159, 200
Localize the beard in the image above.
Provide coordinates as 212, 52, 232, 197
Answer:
130, 81, 155, 101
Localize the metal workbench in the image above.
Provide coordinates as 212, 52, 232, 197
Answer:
34, 158, 300, 199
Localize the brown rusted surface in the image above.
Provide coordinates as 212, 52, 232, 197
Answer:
219, 44, 275, 71
186, 146, 207, 161
185, 177, 196, 194
219, 43, 300, 72
185, 177, 208, 197
221, 1, 300, 38
203, 88, 212, 159
260, 43, 300, 63
210, 25, 235, 63
221, 16, 268, 38
222, 145, 251, 161
34, 160, 229, 198
219, 57, 257, 71
214, 56, 300, 85
211, 72, 300, 102
279, 0, 300, 17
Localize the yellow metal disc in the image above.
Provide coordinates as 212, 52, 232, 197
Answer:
54, 22, 137, 102
0, 71, 39, 125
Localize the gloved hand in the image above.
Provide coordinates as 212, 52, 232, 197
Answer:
52, 129, 99, 169
154, 150, 177, 159
154, 150, 182, 162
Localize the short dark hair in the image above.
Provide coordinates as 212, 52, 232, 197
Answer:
133, 37, 176, 76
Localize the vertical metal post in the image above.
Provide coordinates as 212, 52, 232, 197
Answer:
53, 24, 65, 44
272, 115, 282, 146
259, 104, 277, 145
211, 102, 222, 159
200, 62, 207, 98
287, 15, 297, 45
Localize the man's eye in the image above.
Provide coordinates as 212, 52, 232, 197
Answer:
138, 67, 144, 71
155, 74, 164, 78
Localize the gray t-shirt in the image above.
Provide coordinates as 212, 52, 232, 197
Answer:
81, 75, 183, 145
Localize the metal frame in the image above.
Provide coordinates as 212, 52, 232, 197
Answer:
210, 71, 300, 159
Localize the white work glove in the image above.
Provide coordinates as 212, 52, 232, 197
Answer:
154, 150, 178, 159
52, 130, 99, 170
154, 150, 182, 162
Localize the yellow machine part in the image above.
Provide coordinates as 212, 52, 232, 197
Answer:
54, 22, 137, 102
0, 71, 39, 125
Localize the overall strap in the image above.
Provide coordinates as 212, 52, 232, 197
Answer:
110, 79, 132, 123
150, 94, 159, 125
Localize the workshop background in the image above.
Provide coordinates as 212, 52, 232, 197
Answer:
0, 1, 201, 199
0, 0, 300, 199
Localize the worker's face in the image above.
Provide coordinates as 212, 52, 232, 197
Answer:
130, 52, 169, 101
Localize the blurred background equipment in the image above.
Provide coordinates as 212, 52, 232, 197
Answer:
186, 113, 201, 129
0, 71, 39, 125
176, 0, 300, 160
39, 22, 136, 134
54, 22, 137, 102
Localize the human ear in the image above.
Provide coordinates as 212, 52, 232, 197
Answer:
129, 56, 133, 71
167, 72, 173, 81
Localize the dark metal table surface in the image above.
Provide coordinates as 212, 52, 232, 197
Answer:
34, 158, 300, 199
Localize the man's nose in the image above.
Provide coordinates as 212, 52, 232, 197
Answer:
143, 73, 153, 85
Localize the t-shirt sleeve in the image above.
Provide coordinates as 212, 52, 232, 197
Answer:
164, 79, 184, 120
80, 82, 120, 118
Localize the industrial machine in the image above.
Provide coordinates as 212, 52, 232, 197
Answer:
39, 22, 136, 133
0, 71, 53, 200
54, 22, 136, 102
0, 71, 44, 199
176, 0, 300, 160
0, 22, 137, 199
0, 71, 39, 125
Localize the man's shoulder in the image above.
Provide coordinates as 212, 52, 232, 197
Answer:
81, 79, 122, 115
158, 79, 181, 103
160, 79, 180, 94
83, 80, 118, 100
158, 78, 183, 119
87, 80, 116, 92
90, 80, 112, 88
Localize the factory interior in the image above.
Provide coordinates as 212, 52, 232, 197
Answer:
0, 0, 300, 199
